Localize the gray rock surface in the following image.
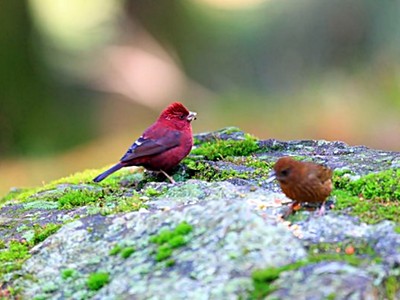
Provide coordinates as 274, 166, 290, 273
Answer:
0, 127, 399, 299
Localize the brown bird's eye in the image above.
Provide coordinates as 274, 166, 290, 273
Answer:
280, 169, 290, 177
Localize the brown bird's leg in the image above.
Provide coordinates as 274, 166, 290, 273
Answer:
317, 201, 326, 216
283, 201, 298, 218
159, 170, 176, 184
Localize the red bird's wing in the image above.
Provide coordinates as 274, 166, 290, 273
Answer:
120, 130, 181, 163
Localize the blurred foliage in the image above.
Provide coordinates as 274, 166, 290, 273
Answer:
1, 0, 400, 197
127, 0, 400, 93
0, 1, 94, 157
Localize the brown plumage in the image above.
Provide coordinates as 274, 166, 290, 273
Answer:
273, 156, 333, 217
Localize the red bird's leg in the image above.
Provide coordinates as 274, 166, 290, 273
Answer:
160, 170, 176, 184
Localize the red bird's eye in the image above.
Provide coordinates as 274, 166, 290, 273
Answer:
179, 115, 185, 120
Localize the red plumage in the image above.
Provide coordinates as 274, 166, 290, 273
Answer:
93, 102, 197, 183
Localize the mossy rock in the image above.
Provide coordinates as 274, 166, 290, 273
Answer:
0, 127, 399, 299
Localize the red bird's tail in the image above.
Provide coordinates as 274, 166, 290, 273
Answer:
93, 163, 123, 182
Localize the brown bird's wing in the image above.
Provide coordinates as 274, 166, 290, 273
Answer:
120, 130, 181, 163
315, 165, 333, 183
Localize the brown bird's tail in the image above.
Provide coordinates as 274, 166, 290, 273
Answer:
93, 163, 123, 182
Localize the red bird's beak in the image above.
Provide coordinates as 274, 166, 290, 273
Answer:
187, 111, 197, 122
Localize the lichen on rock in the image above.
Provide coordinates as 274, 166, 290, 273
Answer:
0, 127, 399, 299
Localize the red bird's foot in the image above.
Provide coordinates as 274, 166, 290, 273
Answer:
160, 170, 176, 184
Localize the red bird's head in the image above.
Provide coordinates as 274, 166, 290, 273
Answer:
158, 102, 197, 130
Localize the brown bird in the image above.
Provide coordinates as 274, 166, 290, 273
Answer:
271, 156, 333, 218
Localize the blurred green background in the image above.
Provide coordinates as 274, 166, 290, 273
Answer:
1, 0, 400, 196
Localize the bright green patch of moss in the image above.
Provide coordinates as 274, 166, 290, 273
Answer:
0, 241, 30, 278
326, 293, 337, 300
155, 244, 173, 262
58, 189, 102, 209
109, 244, 122, 256
14, 184, 145, 214
0, 224, 62, 286
190, 134, 259, 160
32, 223, 61, 245
101, 193, 146, 215
109, 244, 135, 259
333, 189, 400, 224
87, 272, 109, 291
184, 159, 271, 182
0, 167, 136, 206
61, 268, 76, 280
251, 261, 307, 299
175, 221, 193, 235
239, 157, 273, 170
394, 226, 400, 234
385, 275, 400, 300
120, 247, 135, 259
144, 187, 162, 197
150, 221, 193, 262
334, 169, 400, 200
333, 169, 400, 224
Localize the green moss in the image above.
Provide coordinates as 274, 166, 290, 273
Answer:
58, 189, 102, 209
190, 134, 259, 160
0, 167, 135, 206
251, 240, 382, 299
155, 244, 173, 261
175, 221, 193, 235
165, 259, 176, 267
61, 268, 75, 280
13, 184, 145, 214
109, 244, 122, 256
87, 272, 109, 291
326, 293, 337, 300
185, 159, 271, 182
394, 226, 400, 234
32, 223, 61, 245
150, 221, 193, 262
149, 229, 175, 245
385, 275, 400, 300
168, 235, 187, 248
334, 169, 400, 200
144, 187, 162, 197
99, 193, 146, 215
333, 189, 400, 224
0, 241, 30, 278
193, 137, 201, 146
120, 247, 135, 259
333, 169, 400, 224
251, 261, 308, 299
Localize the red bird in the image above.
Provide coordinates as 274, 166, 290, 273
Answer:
271, 156, 333, 218
93, 102, 197, 183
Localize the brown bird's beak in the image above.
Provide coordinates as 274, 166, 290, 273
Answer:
187, 111, 197, 122
265, 170, 276, 184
